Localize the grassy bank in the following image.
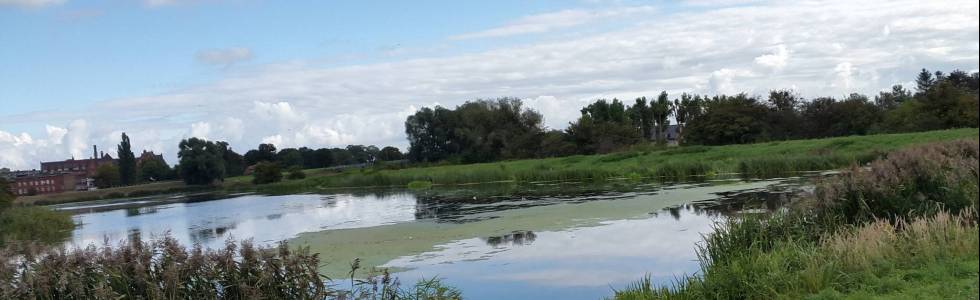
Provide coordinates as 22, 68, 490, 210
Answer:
0, 206, 75, 247
613, 139, 979, 299
256, 128, 978, 192
18, 128, 978, 204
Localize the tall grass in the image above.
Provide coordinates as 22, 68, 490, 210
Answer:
614, 139, 980, 299
0, 236, 463, 299
0, 206, 75, 247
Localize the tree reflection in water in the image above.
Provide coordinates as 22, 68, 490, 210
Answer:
483, 230, 537, 247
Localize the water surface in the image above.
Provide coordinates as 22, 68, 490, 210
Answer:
56, 177, 809, 299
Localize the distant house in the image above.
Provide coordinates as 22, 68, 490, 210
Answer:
34, 145, 117, 193
136, 150, 167, 167
11, 172, 82, 196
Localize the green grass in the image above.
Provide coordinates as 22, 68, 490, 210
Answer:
613, 139, 980, 299
256, 128, 979, 190
0, 206, 75, 246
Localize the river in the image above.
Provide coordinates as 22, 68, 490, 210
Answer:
52, 176, 811, 299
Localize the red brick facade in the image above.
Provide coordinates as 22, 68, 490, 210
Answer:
40, 155, 116, 178
12, 173, 79, 196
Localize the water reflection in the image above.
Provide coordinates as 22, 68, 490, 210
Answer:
484, 230, 537, 247
64, 193, 418, 249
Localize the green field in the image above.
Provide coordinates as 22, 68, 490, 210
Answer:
253, 128, 979, 193
19, 128, 979, 205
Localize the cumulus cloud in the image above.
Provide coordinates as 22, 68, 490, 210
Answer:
754, 44, 789, 70
1, 0, 978, 169
451, 6, 656, 40
0, 0, 65, 8
190, 121, 211, 139
195, 47, 253, 66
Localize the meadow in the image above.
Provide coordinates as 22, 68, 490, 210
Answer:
252, 128, 979, 192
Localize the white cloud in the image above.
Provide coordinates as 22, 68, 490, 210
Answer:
0, 0, 65, 8
190, 121, 211, 139
1, 0, 978, 169
195, 47, 253, 66
754, 44, 789, 70
451, 6, 656, 40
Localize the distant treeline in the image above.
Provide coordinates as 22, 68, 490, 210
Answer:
405, 68, 979, 163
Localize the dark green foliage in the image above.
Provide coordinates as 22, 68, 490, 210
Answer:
276, 148, 304, 167
684, 94, 771, 145
406, 98, 544, 163
286, 166, 306, 180
650, 91, 674, 144
377, 146, 404, 161
93, 164, 120, 188
243, 143, 277, 166
178, 137, 226, 185
137, 157, 173, 182
116, 133, 136, 185
801, 94, 881, 138
252, 161, 282, 184
567, 98, 642, 154
219, 142, 246, 177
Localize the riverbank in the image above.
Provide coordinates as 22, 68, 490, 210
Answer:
613, 139, 979, 299
258, 128, 979, 192
17, 128, 979, 206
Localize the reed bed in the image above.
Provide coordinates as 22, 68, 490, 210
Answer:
0, 236, 462, 300
614, 139, 980, 299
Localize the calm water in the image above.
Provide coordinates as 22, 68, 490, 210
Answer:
54, 177, 809, 300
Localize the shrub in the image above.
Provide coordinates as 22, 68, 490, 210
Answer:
812, 139, 979, 223
252, 162, 283, 185
286, 166, 307, 180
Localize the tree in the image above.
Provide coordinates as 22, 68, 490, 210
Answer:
377, 146, 405, 161
627, 97, 652, 140
94, 164, 121, 189
674, 93, 703, 144
567, 99, 641, 154
684, 94, 771, 145
800, 94, 881, 138
218, 142, 246, 177
874, 85, 912, 110
650, 91, 674, 144
117, 133, 136, 186
276, 148, 304, 168
915, 68, 934, 93
138, 158, 172, 182
252, 161, 282, 184
311, 148, 334, 168
765, 89, 803, 140
244, 143, 277, 166
178, 138, 226, 185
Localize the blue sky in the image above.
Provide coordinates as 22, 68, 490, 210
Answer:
1, 0, 978, 169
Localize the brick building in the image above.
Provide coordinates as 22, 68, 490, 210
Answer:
40, 145, 116, 177
11, 172, 81, 196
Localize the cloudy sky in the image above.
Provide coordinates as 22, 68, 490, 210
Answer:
1, 0, 978, 169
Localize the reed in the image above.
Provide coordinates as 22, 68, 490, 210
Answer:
614, 139, 980, 299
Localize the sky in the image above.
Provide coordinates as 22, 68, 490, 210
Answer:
1, 0, 978, 170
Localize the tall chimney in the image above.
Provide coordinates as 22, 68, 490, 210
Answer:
93, 145, 97, 159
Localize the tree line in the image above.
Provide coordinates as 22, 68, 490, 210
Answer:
405, 68, 979, 162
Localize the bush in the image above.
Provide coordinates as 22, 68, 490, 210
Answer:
812, 139, 979, 223
286, 166, 306, 180
252, 162, 283, 185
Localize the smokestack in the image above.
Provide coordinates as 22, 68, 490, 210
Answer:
100, 151, 104, 158
93, 145, 97, 159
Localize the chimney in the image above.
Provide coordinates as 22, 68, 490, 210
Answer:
93, 145, 98, 160
100, 151, 104, 158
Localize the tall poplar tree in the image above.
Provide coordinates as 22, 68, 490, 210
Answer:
117, 132, 136, 185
